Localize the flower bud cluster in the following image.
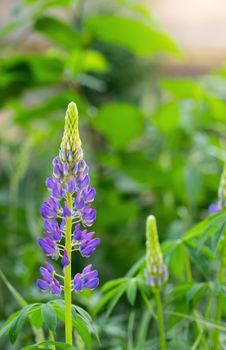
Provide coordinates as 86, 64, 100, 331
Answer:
209, 164, 226, 214
145, 216, 168, 289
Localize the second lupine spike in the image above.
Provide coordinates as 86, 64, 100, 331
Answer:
145, 215, 168, 289
37, 102, 100, 295
209, 164, 226, 214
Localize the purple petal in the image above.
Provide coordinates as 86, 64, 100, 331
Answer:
84, 277, 99, 290
37, 279, 50, 291
73, 273, 83, 292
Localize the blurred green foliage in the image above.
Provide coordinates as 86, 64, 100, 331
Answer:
1, 0, 226, 348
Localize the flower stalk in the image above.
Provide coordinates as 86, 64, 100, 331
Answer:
64, 192, 73, 345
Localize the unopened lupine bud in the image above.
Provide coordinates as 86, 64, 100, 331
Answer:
145, 215, 168, 289
60, 102, 82, 163
209, 164, 226, 214
37, 102, 100, 295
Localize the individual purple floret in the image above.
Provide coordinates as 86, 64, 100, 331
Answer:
37, 102, 100, 296
73, 224, 100, 257
73, 264, 99, 292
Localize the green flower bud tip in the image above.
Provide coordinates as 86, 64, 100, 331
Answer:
60, 102, 83, 163
145, 215, 168, 289
218, 164, 226, 204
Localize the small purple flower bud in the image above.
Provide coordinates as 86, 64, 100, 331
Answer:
68, 150, 73, 162
79, 175, 90, 189
82, 186, 96, 203
72, 162, 78, 175
82, 264, 93, 274
208, 203, 219, 214
73, 273, 83, 292
62, 249, 70, 268
53, 163, 63, 179
68, 177, 76, 193
45, 261, 54, 274
63, 162, 69, 176
63, 203, 71, 218
75, 193, 85, 210
80, 237, 100, 258
51, 278, 61, 295
84, 278, 99, 290
37, 279, 50, 291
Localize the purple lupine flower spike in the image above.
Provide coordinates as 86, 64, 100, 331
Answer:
37, 102, 100, 296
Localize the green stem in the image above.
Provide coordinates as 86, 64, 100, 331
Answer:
155, 290, 166, 350
64, 192, 73, 345
184, 249, 209, 350
140, 290, 156, 319
211, 235, 226, 350
49, 330, 56, 350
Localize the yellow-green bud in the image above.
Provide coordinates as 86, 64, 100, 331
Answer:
60, 102, 83, 163
218, 164, 226, 208
145, 215, 168, 289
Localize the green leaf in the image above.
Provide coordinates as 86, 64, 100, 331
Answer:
50, 300, 93, 350
211, 221, 226, 252
29, 306, 43, 330
126, 256, 146, 277
106, 284, 128, 316
184, 166, 202, 206
34, 16, 81, 50
9, 304, 37, 344
161, 79, 205, 99
126, 278, 137, 306
0, 311, 20, 338
73, 315, 92, 350
187, 246, 210, 279
102, 278, 129, 292
66, 50, 108, 74
41, 303, 57, 332
21, 340, 75, 349
134, 310, 151, 350
186, 283, 209, 305
0, 269, 27, 307
93, 102, 144, 149
152, 102, 180, 134
86, 15, 180, 57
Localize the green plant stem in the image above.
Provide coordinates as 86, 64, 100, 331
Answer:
155, 290, 166, 350
49, 330, 56, 350
211, 235, 226, 350
64, 192, 73, 345
184, 250, 209, 350
140, 290, 156, 319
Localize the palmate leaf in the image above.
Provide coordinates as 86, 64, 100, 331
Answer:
41, 303, 57, 332
8, 304, 39, 344
182, 210, 226, 244
50, 299, 96, 350
126, 279, 137, 306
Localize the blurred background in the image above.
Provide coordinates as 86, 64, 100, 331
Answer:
1, 0, 226, 348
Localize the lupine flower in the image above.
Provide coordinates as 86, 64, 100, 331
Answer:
145, 215, 168, 288
73, 264, 99, 292
37, 102, 100, 295
209, 164, 226, 214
